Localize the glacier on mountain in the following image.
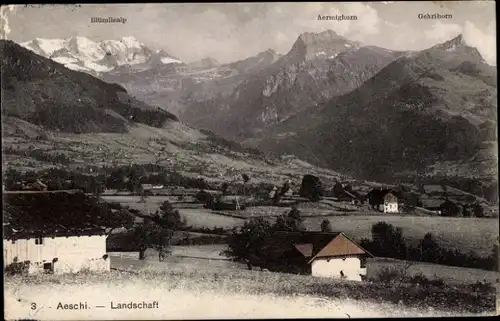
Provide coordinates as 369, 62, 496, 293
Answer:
20, 36, 182, 74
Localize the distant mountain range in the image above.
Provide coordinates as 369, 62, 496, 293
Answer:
99, 46, 283, 116
98, 30, 404, 140
11, 31, 497, 194
181, 30, 404, 140
20, 36, 182, 75
246, 34, 497, 182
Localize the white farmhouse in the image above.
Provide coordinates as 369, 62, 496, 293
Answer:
383, 192, 399, 213
3, 191, 112, 274
367, 188, 401, 213
3, 231, 109, 274
307, 233, 372, 281
263, 231, 373, 281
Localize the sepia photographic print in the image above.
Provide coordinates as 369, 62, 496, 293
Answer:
1, 1, 498, 319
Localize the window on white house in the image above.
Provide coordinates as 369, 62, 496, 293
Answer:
35, 237, 44, 245
43, 262, 53, 273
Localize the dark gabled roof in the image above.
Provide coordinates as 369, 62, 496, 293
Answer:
262, 231, 342, 259
3, 191, 110, 240
381, 189, 401, 198
3, 226, 106, 240
366, 188, 402, 202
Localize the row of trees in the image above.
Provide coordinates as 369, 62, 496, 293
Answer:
3, 167, 211, 194
439, 199, 487, 217
4, 147, 72, 165
359, 222, 499, 271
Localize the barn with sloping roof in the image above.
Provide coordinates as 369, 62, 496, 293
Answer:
3, 190, 115, 274
262, 231, 373, 281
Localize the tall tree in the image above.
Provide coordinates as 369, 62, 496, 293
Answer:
370, 221, 407, 259
151, 201, 187, 260
221, 182, 229, 196
241, 173, 250, 196
223, 217, 272, 270
472, 203, 485, 218
417, 232, 441, 262
273, 206, 305, 232
320, 219, 333, 232
299, 174, 324, 202
130, 219, 170, 261
440, 200, 459, 217
332, 182, 345, 198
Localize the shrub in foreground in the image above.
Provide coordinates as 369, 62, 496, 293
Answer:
5, 260, 30, 275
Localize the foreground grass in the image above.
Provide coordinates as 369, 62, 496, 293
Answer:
5, 265, 496, 316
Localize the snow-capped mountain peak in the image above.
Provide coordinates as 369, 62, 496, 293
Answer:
120, 36, 142, 49
20, 36, 182, 75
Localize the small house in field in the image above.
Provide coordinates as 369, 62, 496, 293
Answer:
268, 186, 278, 199
420, 198, 445, 215
3, 191, 111, 274
195, 189, 222, 204
140, 184, 165, 196
21, 179, 48, 191
383, 192, 398, 213
262, 231, 373, 281
283, 187, 294, 197
340, 190, 364, 205
366, 189, 401, 213
141, 184, 164, 190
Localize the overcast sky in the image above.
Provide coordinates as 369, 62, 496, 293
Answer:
1, 2, 496, 65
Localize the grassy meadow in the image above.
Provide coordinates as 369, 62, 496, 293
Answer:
302, 215, 498, 257
108, 246, 499, 288
4, 264, 496, 320
366, 257, 500, 285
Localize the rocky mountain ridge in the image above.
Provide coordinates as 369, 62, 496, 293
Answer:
246, 34, 497, 186
179, 30, 403, 140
